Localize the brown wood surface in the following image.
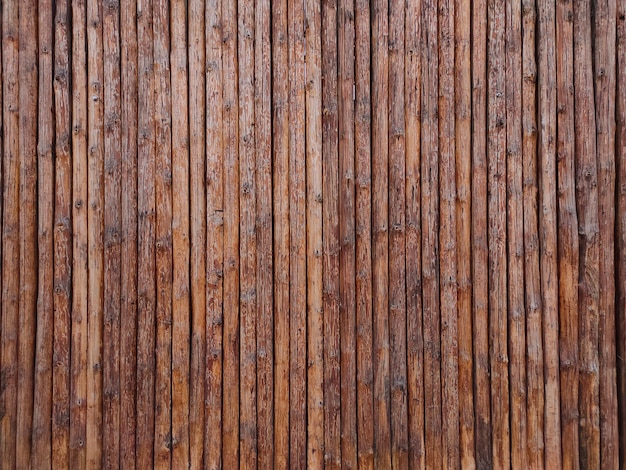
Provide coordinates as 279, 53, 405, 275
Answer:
0, 1, 623, 468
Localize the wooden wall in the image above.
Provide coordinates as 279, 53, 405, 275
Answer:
0, 0, 625, 468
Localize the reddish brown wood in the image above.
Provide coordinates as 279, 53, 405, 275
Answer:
204, 0, 224, 461
538, 0, 563, 464
321, 0, 341, 465
103, 1, 122, 466
32, 0, 54, 466
70, 1, 89, 467
356, 0, 375, 465
522, 0, 545, 466
372, 0, 392, 465
51, 0, 73, 466
16, 0, 38, 465
170, 1, 190, 467
119, 0, 138, 466
422, 0, 443, 466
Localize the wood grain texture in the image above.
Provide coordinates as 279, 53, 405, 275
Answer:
0, 1, 624, 467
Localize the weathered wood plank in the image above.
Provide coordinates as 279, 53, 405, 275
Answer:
86, 0, 105, 464
120, 0, 138, 466
170, 1, 190, 467
32, 0, 55, 466
103, 0, 122, 466
16, 0, 39, 464
305, 0, 324, 465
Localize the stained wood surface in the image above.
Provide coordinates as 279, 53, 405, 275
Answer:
0, 1, 624, 468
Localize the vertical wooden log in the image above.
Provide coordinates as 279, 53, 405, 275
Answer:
153, 0, 173, 466
574, 0, 600, 465
305, 0, 324, 465
471, 0, 492, 463
70, 0, 89, 466
593, 0, 619, 466
338, 0, 358, 465
556, 0, 580, 466
421, 0, 442, 465
205, 0, 223, 465
103, 1, 122, 466
616, 0, 626, 463
16, 0, 39, 465
372, 0, 392, 464
272, 0, 290, 463
288, 0, 307, 464
405, 0, 425, 466
86, 0, 105, 465
321, 0, 341, 464
222, 0, 240, 462
455, 0, 475, 465
487, 0, 510, 465
51, 0, 73, 466
355, 0, 375, 465
238, 0, 257, 464
170, 1, 190, 468
439, 0, 459, 465
136, 0, 157, 464
32, 0, 54, 466
321, 6, 340, 466
537, 0, 562, 464
389, 0, 409, 466
0, 2, 19, 467
255, 0, 274, 464
188, 0, 207, 467
522, 0, 545, 465
120, 0, 138, 466
506, 0, 527, 466
0, 12, 3, 464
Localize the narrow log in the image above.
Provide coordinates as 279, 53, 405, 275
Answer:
188, 0, 207, 467
405, 0, 425, 465
170, 0, 190, 467
238, 0, 258, 463
455, 0, 475, 465
204, 0, 223, 466
272, 0, 291, 463
0, 2, 19, 466
338, 0, 358, 465
86, 0, 105, 464
593, 0, 619, 465
355, 0, 375, 465
389, 0, 409, 465
422, 0, 443, 465
505, 0, 527, 466
616, 0, 626, 463
321, 0, 341, 465
574, 0, 600, 465
32, 0, 55, 466
305, 0, 324, 465
471, 0, 492, 463
221, 0, 240, 463
288, 0, 307, 464
70, 0, 89, 466
487, 0, 510, 465
16, 0, 39, 464
103, 0, 122, 466
372, 0, 392, 464
537, 0, 563, 464
153, 1, 173, 466
522, 0, 546, 465
439, 0, 459, 465
136, 0, 157, 464
119, 0, 138, 466
255, 0, 274, 464
556, 0, 580, 466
